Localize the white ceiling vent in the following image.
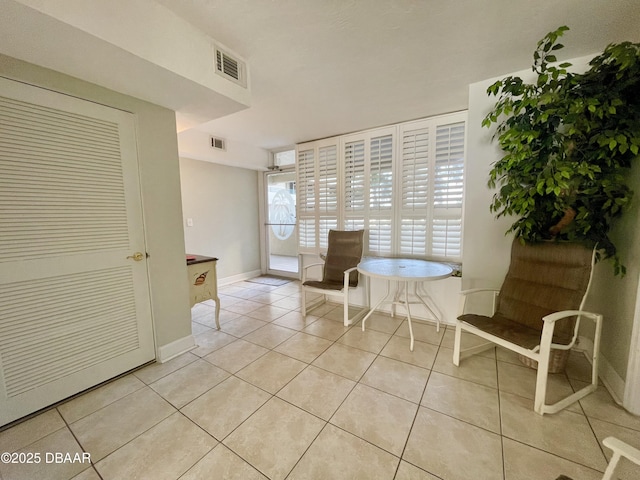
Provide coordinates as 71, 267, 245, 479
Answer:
215, 47, 247, 87
210, 136, 226, 151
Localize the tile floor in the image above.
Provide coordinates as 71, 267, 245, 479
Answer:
1, 278, 640, 480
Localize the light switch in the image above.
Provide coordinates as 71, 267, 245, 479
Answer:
186, 218, 194, 227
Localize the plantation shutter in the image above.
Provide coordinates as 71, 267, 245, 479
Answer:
296, 148, 316, 252
398, 113, 466, 260
343, 138, 366, 237
296, 111, 465, 260
399, 124, 430, 256
369, 134, 393, 254
317, 145, 338, 249
296, 140, 339, 254
432, 121, 465, 258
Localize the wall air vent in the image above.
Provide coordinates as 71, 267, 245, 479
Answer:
215, 47, 247, 87
210, 136, 226, 151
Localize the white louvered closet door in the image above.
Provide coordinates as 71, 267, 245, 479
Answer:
0, 77, 154, 426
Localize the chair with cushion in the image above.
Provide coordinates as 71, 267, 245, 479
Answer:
453, 238, 603, 415
301, 229, 367, 326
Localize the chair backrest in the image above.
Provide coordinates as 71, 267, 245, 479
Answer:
323, 230, 365, 287
496, 239, 595, 343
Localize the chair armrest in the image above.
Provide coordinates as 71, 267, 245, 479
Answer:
460, 288, 500, 297
343, 266, 358, 289
542, 310, 602, 324
458, 288, 500, 317
541, 310, 603, 351
603, 436, 640, 467
302, 262, 325, 282
303, 262, 325, 271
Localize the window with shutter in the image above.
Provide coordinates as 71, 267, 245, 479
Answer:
296, 111, 466, 260
296, 148, 316, 251
368, 134, 393, 254
318, 145, 338, 213
344, 140, 366, 213
398, 113, 466, 260
296, 140, 340, 253
432, 121, 465, 258
400, 125, 430, 256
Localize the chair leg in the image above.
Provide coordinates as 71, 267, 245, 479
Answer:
602, 436, 640, 480
539, 313, 603, 415
301, 287, 307, 316
344, 288, 350, 327
602, 451, 622, 480
453, 322, 462, 366
534, 323, 555, 415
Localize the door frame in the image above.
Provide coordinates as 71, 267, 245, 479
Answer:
259, 166, 299, 279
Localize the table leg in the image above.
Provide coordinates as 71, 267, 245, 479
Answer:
214, 294, 221, 330
415, 282, 443, 332
361, 279, 392, 332
404, 281, 414, 351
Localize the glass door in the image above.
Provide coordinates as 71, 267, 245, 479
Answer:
265, 170, 299, 276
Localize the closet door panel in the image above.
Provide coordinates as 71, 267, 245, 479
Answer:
0, 77, 154, 426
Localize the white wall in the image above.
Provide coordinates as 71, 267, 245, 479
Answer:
180, 157, 261, 282
0, 54, 192, 353
2, 0, 250, 130
177, 128, 270, 170
464, 55, 640, 407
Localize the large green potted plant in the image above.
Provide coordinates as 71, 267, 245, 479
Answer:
483, 26, 640, 275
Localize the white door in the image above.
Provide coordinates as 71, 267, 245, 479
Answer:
264, 170, 299, 276
0, 77, 155, 426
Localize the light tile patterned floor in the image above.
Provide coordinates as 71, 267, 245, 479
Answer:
2, 278, 640, 480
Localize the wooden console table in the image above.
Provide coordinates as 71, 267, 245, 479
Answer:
186, 254, 220, 329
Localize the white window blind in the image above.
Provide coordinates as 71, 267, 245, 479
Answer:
398, 114, 466, 260
342, 130, 394, 255
296, 112, 466, 260
318, 145, 338, 249
296, 148, 316, 250
400, 125, 430, 256
318, 145, 338, 213
296, 141, 340, 253
368, 134, 393, 254
344, 140, 365, 213
432, 121, 465, 258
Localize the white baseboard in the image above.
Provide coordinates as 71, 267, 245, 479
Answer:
577, 335, 625, 405
219, 269, 263, 286
156, 335, 196, 363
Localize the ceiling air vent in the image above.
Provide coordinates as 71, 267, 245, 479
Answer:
210, 136, 226, 151
215, 47, 246, 87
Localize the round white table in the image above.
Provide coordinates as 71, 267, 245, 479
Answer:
357, 258, 453, 351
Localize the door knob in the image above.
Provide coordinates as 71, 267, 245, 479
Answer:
127, 252, 145, 261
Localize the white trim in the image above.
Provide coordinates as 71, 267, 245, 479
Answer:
258, 171, 268, 274
601, 354, 626, 406
219, 269, 263, 286
623, 275, 640, 414
156, 335, 196, 363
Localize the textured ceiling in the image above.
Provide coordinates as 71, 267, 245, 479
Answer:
157, 0, 640, 151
